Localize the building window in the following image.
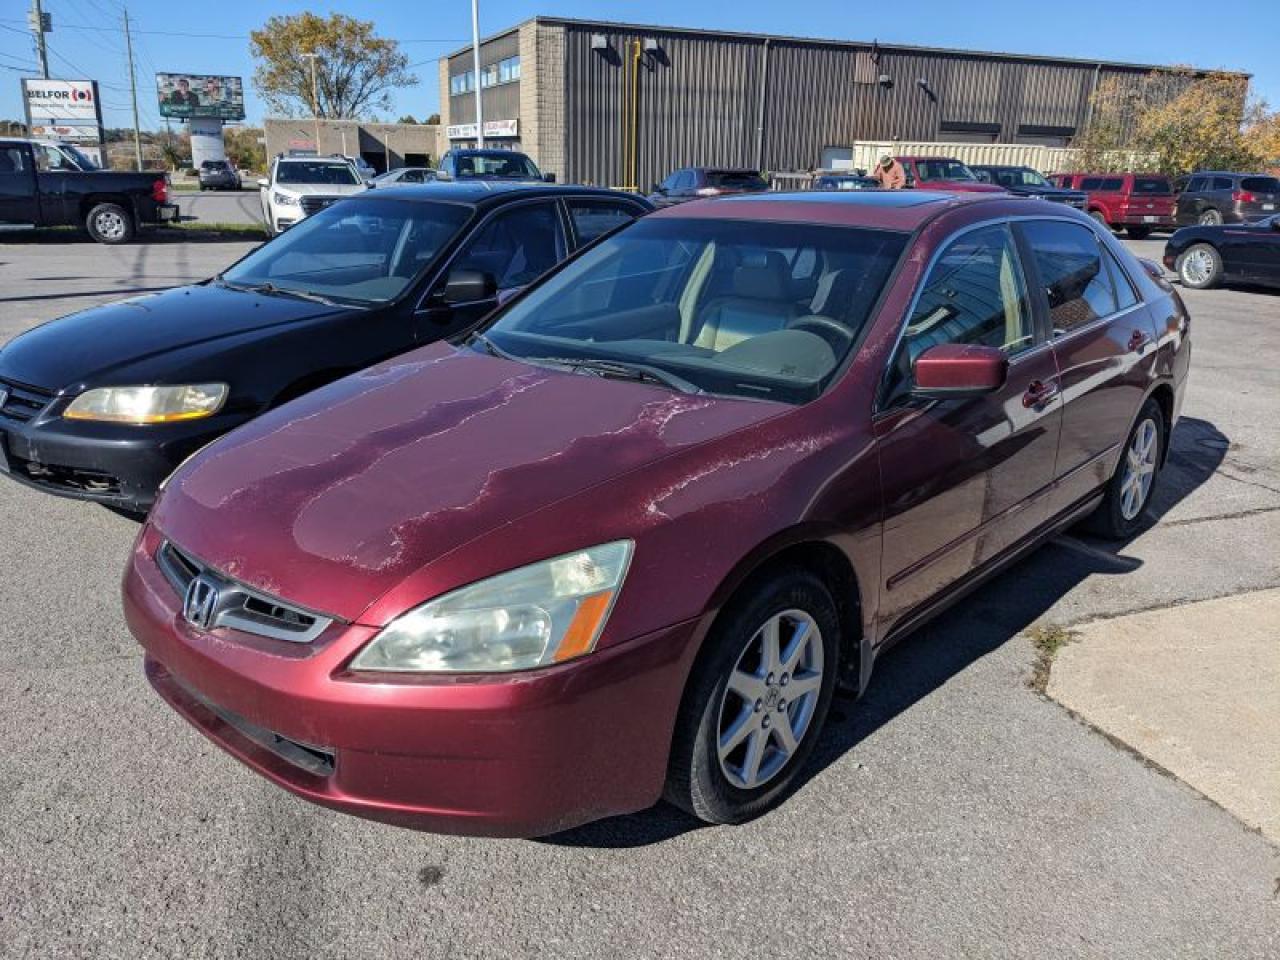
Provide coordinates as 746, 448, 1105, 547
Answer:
499, 55, 521, 83
451, 56, 520, 96
449, 71, 475, 96
480, 63, 499, 88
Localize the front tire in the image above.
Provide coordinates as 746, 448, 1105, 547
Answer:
1084, 398, 1165, 539
86, 202, 134, 244
665, 569, 840, 825
1176, 242, 1222, 289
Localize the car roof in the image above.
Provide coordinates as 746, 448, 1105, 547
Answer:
354, 181, 648, 207
649, 189, 1003, 230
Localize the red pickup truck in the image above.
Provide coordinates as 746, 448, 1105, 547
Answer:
1048, 173, 1175, 238
895, 156, 1006, 194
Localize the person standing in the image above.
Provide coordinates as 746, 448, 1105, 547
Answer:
871, 154, 906, 189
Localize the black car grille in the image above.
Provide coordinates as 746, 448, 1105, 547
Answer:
300, 196, 340, 216
8, 456, 122, 496
0, 379, 54, 423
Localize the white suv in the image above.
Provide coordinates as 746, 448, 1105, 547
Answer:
258, 156, 367, 235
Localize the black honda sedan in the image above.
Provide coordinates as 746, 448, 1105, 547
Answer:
1164, 214, 1280, 290
0, 182, 650, 514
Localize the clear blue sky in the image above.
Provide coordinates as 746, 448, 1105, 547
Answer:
1, 0, 1276, 131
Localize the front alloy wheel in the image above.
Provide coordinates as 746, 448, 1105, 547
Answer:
666, 569, 840, 825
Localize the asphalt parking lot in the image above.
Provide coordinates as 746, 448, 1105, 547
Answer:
0, 234, 1277, 959
175, 188, 266, 227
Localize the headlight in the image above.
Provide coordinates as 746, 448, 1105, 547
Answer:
273, 191, 299, 206
351, 541, 634, 674
63, 383, 228, 424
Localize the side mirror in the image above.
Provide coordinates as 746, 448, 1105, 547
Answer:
911, 343, 1008, 397
542, 172, 556, 183
257, 178, 269, 188
438, 269, 497, 305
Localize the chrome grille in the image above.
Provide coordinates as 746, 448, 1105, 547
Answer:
0, 379, 54, 423
157, 540, 336, 644
300, 196, 339, 216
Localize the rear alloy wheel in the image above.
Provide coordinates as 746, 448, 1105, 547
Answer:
85, 202, 134, 244
1176, 243, 1222, 289
1084, 398, 1165, 539
665, 570, 839, 825
1198, 208, 1223, 226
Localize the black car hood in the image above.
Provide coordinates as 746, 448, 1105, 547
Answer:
0, 283, 344, 391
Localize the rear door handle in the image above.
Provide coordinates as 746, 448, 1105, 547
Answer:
1128, 330, 1151, 352
1022, 379, 1059, 408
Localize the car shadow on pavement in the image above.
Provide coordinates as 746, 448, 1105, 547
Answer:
542, 416, 1228, 849
4, 229, 265, 245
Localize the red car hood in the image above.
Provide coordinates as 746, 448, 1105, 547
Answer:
151, 343, 783, 623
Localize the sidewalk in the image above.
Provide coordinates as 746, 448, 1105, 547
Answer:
1048, 588, 1280, 842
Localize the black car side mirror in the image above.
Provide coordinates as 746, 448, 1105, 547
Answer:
439, 269, 497, 305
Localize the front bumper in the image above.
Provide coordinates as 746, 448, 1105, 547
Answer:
0, 398, 244, 512
123, 526, 702, 837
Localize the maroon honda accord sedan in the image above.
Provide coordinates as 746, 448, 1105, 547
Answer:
124, 190, 1191, 836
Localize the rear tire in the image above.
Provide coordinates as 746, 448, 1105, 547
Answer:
86, 202, 134, 244
1198, 208, 1223, 226
664, 569, 840, 825
1175, 243, 1222, 289
1083, 398, 1165, 540
1126, 226, 1151, 240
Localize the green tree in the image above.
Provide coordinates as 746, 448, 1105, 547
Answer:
396, 114, 419, 125
425, 113, 441, 126
224, 126, 267, 172
249, 13, 416, 119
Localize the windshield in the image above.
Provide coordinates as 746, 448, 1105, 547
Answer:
221, 198, 470, 305
993, 167, 1050, 188
480, 218, 908, 404
276, 161, 361, 186
916, 160, 976, 182
455, 152, 541, 179
707, 170, 769, 191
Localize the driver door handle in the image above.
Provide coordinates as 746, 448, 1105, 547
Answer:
1022, 379, 1059, 408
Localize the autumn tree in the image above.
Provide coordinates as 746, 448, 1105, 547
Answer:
223, 126, 267, 172
1243, 102, 1280, 169
249, 13, 416, 119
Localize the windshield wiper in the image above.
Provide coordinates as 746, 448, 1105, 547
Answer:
236, 281, 340, 306
465, 331, 521, 361
528, 356, 703, 395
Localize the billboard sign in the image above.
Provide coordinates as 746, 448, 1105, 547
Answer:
22, 79, 101, 125
156, 73, 245, 121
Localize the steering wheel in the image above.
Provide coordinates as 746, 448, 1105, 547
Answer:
788, 315, 855, 351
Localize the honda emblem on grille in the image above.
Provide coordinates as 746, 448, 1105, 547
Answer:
182, 574, 222, 630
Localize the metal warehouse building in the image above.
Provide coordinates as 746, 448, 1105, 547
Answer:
438, 16, 1224, 189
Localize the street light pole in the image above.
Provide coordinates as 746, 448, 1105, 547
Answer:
122, 8, 143, 171
471, 0, 484, 147
302, 52, 321, 153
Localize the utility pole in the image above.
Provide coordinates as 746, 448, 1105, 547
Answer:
123, 8, 143, 170
471, 0, 484, 147
28, 0, 50, 78
302, 52, 320, 152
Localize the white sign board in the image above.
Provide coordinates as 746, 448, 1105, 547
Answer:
447, 119, 519, 140
22, 79, 100, 124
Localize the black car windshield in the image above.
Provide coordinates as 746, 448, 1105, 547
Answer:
994, 167, 1051, 188
276, 161, 361, 186
481, 218, 908, 404
454, 152, 540, 179
917, 160, 976, 181
221, 199, 470, 305
707, 170, 769, 191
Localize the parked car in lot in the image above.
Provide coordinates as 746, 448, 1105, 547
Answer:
197, 159, 240, 191
1048, 173, 1176, 238
813, 173, 880, 191
334, 154, 377, 181
970, 165, 1087, 210
1173, 172, 1280, 226
124, 191, 1190, 837
258, 155, 368, 235
1164, 213, 1280, 289
0, 137, 177, 243
895, 156, 1005, 194
436, 149, 551, 183
369, 167, 437, 187
648, 168, 771, 207
0, 183, 650, 515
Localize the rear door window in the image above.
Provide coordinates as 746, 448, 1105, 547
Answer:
447, 201, 567, 289
566, 198, 643, 246
1186, 176, 1208, 192
0, 145, 29, 174
1081, 177, 1104, 191
1019, 220, 1120, 336
1212, 176, 1234, 191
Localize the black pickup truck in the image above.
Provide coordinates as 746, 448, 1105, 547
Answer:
0, 139, 179, 243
